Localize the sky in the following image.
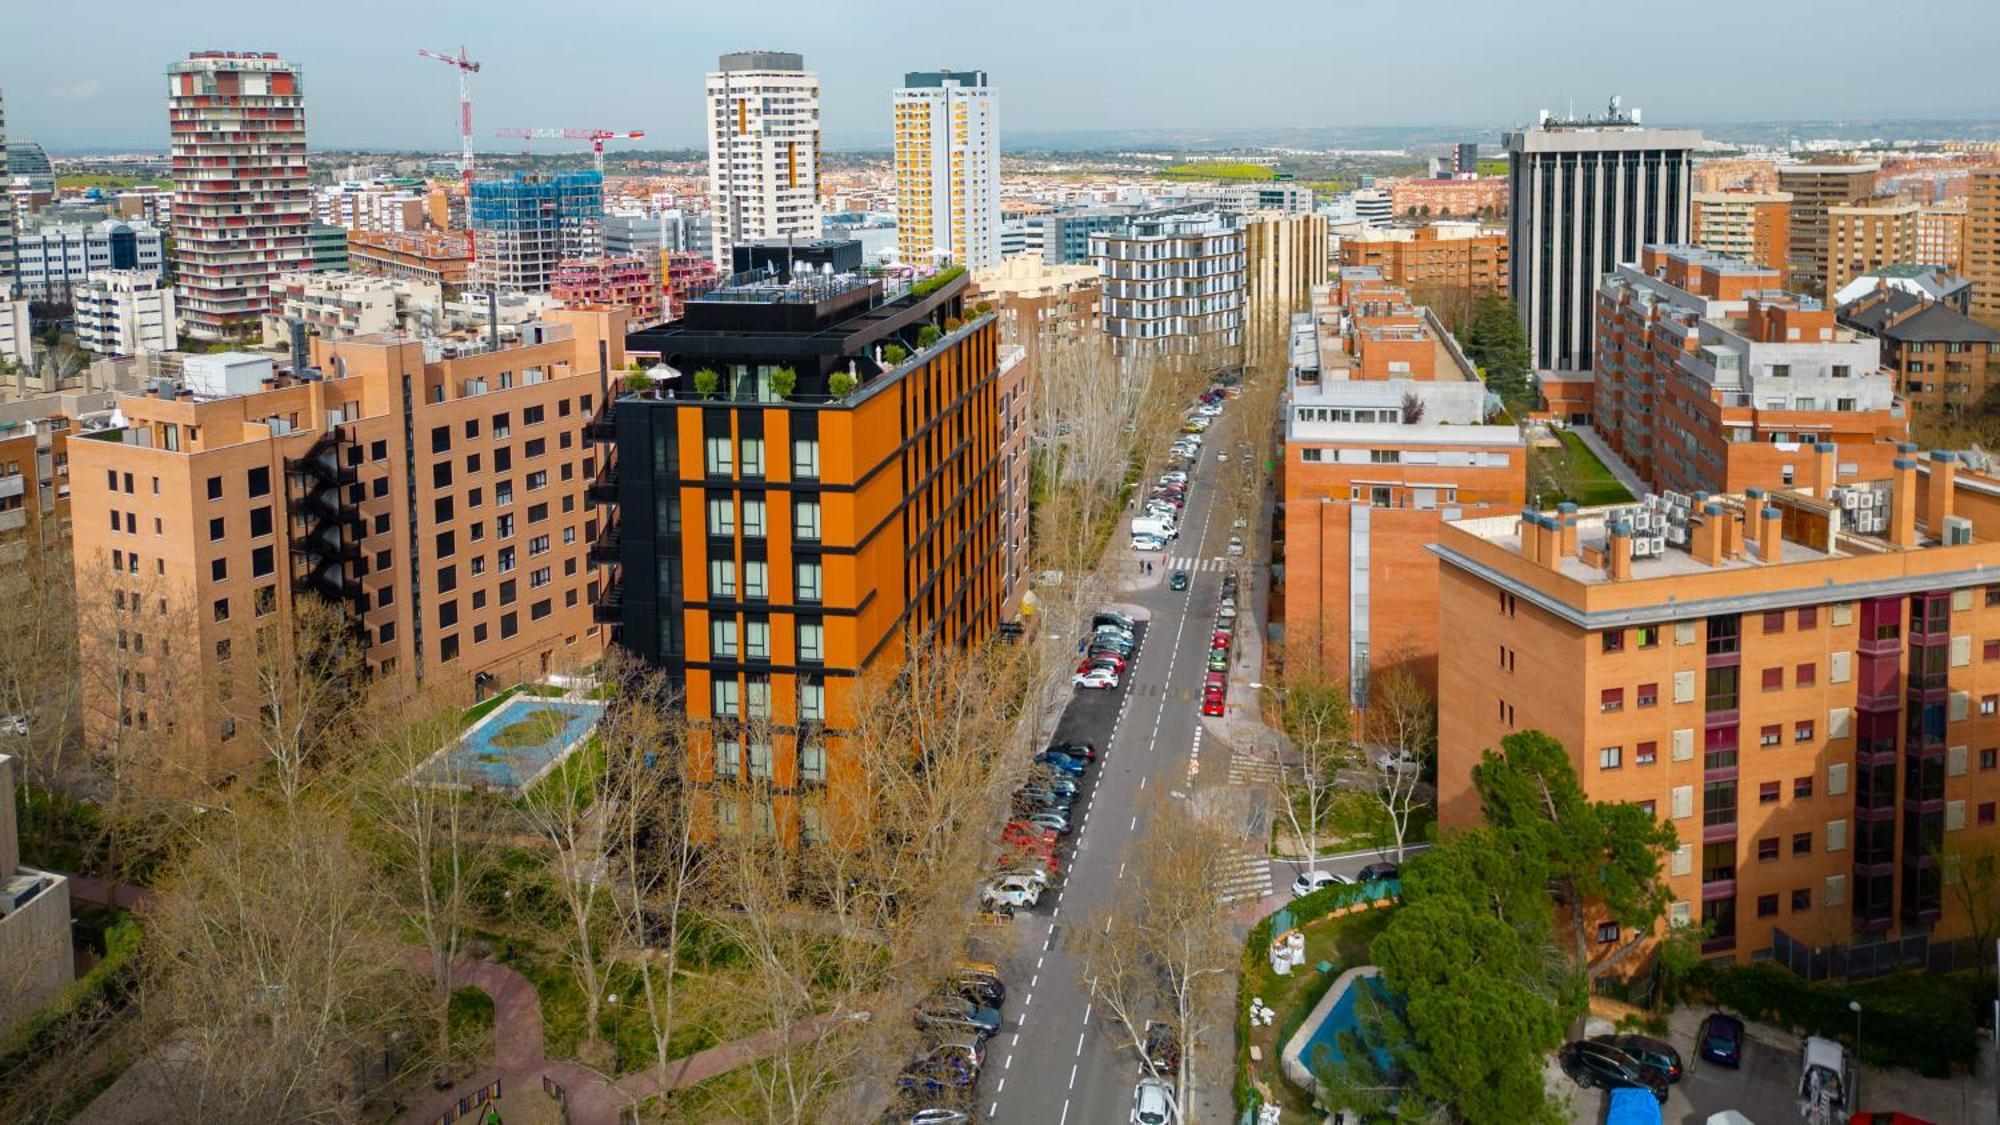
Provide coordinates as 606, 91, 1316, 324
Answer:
6, 0, 2000, 153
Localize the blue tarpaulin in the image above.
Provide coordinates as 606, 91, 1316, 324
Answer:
1606, 1087, 1662, 1125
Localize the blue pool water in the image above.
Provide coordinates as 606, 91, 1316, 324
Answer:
1302, 975, 1394, 1078
430, 696, 605, 791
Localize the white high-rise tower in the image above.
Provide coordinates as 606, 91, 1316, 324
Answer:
893, 70, 999, 270
705, 51, 821, 269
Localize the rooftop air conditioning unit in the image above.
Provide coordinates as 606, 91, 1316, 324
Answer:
1858, 492, 1877, 509
1944, 516, 1974, 546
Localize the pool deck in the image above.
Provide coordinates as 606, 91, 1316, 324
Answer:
1281, 964, 1383, 1090
413, 689, 606, 795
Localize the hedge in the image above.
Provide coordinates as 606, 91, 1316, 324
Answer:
909, 266, 966, 300
1686, 960, 1985, 1077
0, 915, 142, 1065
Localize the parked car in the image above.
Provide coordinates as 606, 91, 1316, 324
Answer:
1002, 821, 1059, 849
1207, 650, 1229, 672
1050, 740, 1098, 762
1073, 667, 1120, 690
981, 874, 1044, 908
1132, 1076, 1174, 1125
1025, 770, 1079, 795
1591, 1033, 1683, 1084
1013, 788, 1074, 813
1034, 749, 1088, 775
1203, 671, 1226, 691
1697, 1012, 1745, 1067
1023, 809, 1071, 836
0, 714, 27, 736
1131, 534, 1167, 553
898, 1053, 977, 1097
915, 996, 1003, 1038
1291, 869, 1350, 898
1227, 536, 1244, 556
1158, 471, 1188, 486
1144, 1021, 1182, 1076
1558, 1040, 1668, 1102
1216, 603, 1238, 623
1169, 570, 1190, 590
901, 1107, 973, 1125
1356, 861, 1400, 883
1078, 653, 1126, 674
1094, 611, 1138, 630
1211, 630, 1233, 649
1201, 694, 1225, 716
1373, 750, 1420, 775
951, 966, 1005, 1008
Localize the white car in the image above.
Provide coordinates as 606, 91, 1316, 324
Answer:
1374, 750, 1422, 775
1226, 536, 1244, 557
0, 714, 27, 736
1131, 535, 1166, 552
1132, 1076, 1175, 1125
1291, 869, 1351, 899
1158, 472, 1188, 486
983, 874, 1044, 908
1073, 667, 1121, 690
1197, 403, 1223, 417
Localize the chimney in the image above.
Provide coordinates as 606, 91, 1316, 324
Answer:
1608, 520, 1634, 581
1890, 455, 1920, 548
1557, 502, 1579, 558
1759, 506, 1783, 563
1519, 508, 1542, 564
1720, 507, 1745, 560
1927, 450, 1958, 535
1692, 503, 1727, 566
1813, 442, 1838, 494
1742, 488, 1767, 550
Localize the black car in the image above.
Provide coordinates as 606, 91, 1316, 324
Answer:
1356, 861, 1400, 883
1557, 1040, 1668, 1103
1590, 1033, 1682, 1083
1697, 1012, 1745, 1067
1169, 570, 1190, 591
952, 972, 1005, 1008
1144, 1021, 1182, 1076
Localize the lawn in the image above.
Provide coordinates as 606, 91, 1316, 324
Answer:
55, 174, 166, 191
1158, 162, 1279, 182
1239, 904, 1396, 1122
1547, 430, 1636, 507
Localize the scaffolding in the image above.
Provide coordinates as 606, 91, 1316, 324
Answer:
469, 171, 603, 293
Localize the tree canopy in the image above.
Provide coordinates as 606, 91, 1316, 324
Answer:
1461, 292, 1534, 410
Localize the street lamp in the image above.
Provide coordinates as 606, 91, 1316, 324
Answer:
1849, 999, 1863, 1107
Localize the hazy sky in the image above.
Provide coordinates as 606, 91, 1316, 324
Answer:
7, 0, 1999, 152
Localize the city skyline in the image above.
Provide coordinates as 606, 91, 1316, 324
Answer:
4, 0, 1999, 152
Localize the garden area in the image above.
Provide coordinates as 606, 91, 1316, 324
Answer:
1530, 429, 1636, 508
1236, 883, 1400, 1122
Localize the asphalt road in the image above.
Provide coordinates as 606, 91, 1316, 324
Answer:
976, 405, 1240, 1125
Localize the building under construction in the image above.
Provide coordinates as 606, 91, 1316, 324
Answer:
469, 170, 603, 293
551, 255, 663, 328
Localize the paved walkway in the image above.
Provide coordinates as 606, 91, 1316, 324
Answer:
1566, 424, 1650, 499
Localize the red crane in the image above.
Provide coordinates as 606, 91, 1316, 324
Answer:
495, 128, 647, 176
417, 45, 481, 261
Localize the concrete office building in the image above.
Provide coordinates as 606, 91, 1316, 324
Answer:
1839, 287, 2000, 415
1777, 162, 1879, 298
1968, 170, 2000, 331
0, 90, 13, 289
311, 223, 350, 272
1692, 191, 1793, 273
0, 754, 72, 1035
604, 211, 711, 261
1280, 273, 1525, 700
1593, 245, 1905, 498
1506, 101, 1700, 372
614, 265, 1008, 839
1437, 455, 2000, 961
894, 70, 999, 270
0, 296, 26, 367
706, 51, 821, 269
9, 219, 167, 302
1037, 207, 1143, 265
470, 171, 604, 294
1092, 210, 1245, 370
167, 52, 313, 340
67, 308, 625, 781
1827, 201, 1919, 300
1242, 210, 1329, 330
74, 271, 177, 356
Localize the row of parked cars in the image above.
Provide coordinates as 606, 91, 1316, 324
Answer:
1133, 390, 1226, 553
890, 961, 1011, 1122
1072, 609, 1139, 691
1200, 571, 1241, 716
1557, 1015, 1745, 1106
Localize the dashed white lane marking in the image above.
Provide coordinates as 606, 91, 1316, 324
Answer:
1074, 1031, 1086, 1056
1129, 815, 1138, 831
1118, 862, 1127, 879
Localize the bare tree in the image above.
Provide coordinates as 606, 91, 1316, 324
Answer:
1076, 791, 1237, 1116
0, 539, 82, 852
1275, 675, 1351, 871
1357, 664, 1436, 861
241, 592, 365, 812
1937, 834, 2000, 953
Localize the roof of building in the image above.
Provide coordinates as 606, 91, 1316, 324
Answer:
1839, 289, 2000, 344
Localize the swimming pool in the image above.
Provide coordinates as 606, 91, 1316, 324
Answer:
1281, 966, 1394, 1091
419, 694, 605, 794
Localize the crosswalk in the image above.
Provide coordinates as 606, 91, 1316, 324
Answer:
1215, 850, 1275, 905
1164, 556, 1236, 574
1228, 749, 1283, 787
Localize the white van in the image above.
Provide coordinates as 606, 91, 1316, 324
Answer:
1131, 516, 1177, 540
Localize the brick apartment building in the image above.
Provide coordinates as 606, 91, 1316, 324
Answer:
1968, 170, 2000, 331
551, 255, 664, 331
1593, 245, 1907, 497
1777, 162, 1878, 298
1691, 191, 1792, 273
1839, 287, 2000, 414
1337, 225, 1509, 294
1827, 201, 1919, 300
613, 262, 1009, 840
1436, 452, 2000, 961
347, 229, 471, 294
67, 308, 625, 780
1280, 271, 1525, 699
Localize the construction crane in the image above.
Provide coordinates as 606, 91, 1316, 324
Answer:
494, 128, 647, 175
416, 45, 481, 261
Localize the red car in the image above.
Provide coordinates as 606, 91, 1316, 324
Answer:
1211, 630, 1232, 648
1202, 695, 1226, 716
1078, 653, 1126, 674
1002, 821, 1059, 849
1204, 671, 1226, 690
998, 844, 1060, 876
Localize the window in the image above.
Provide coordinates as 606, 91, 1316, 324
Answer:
793, 498, 821, 540
1985, 640, 2000, 662
745, 619, 770, 660
430, 425, 450, 454
1758, 837, 1780, 862
1760, 724, 1782, 747
747, 738, 772, 778
247, 466, 270, 498
523, 404, 544, 426
711, 619, 738, 659
741, 437, 765, 477
1637, 682, 1658, 708
1791, 888, 1812, 912
209, 516, 225, 541
436, 530, 455, 557
206, 476, 223, 500
1796, 720, 1815, 743
707, 498, 735, 536
212, 598, 229, 622
1598, 746, 1623, 770
1983, 748, 1998, 771
799, 678, 825, 723
529, 534, 550, 556
527, 469, 547, 491
252, 545, 274, 577
796, 561, 822, 603
742, 560, 768, 600
712, 677, 740, 718
1793, 832, 1813, 855
709, 558, 736, 598
746, 678, 772, 720
705, 437, 733, 476
1602, 629, 1625, 653
491, 411, 511, 438
1600, 687, 1624, 713
797, 621, 825, 662
742, 499, 767, 538
1982, 802, 1997, 826
1762, 666, 1783, 691
1635, 741, 1658, 765
1636, 625, 1660, 648
1763, 610, 1785, 634
1984, 695, 1998, 717
1759, 781, 1780, 804
211, 558, 227, 582
800, 738, 826, 782
525, 438, 546, 459
1796, 662, 1816, 687
1757, 894, 1779, 918
792, 438, 820, 479
1596, 921, 1620, 944
714, 737, 740, 779
437, 565, 457, 592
